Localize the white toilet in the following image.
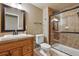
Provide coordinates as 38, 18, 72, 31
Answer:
35, 34, 51, 50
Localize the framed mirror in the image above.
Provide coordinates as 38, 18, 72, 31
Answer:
1, 4, 26, 32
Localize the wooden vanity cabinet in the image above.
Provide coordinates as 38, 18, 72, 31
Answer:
0, 37, 34, 56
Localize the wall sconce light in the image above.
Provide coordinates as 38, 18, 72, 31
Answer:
51, 18, 59, 23
17, 3, 22, 9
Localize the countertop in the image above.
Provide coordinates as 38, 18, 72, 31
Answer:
0, 34, 35, 45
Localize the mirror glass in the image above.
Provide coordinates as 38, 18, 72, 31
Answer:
5, 14, 18, 30
3, 5, 25, 31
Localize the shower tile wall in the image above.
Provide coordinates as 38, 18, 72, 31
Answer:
51, 8, 79, 49
59, 8, 79, 32
59, 8, 79, 49
59, 33, 79, 49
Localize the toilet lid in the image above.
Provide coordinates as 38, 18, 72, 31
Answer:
40, 43, 51, 49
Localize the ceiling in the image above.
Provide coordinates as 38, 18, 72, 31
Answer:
32, 3, 79, 11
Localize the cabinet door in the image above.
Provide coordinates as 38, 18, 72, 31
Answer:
23, 46, 33, 55
10, 48, 22, 56
0, 51, 10, 56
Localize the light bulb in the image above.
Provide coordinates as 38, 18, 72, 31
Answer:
51, 18, 59, 22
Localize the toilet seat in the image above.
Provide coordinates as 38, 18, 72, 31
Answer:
40, 43, 51, 50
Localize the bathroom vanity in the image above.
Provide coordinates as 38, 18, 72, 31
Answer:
0, 4, 34, 56
0, 34, 34, 56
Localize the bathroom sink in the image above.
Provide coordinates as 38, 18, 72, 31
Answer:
4, 35, 14, 37
0, 34, 34, 41
4, 34, 33, 37
3, 34, 27, 39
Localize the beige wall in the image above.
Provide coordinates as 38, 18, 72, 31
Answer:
21, 3, 43, 34
43, 7, 49, 43
0, 3, 43, 35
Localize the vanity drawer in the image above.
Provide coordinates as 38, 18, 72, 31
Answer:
23, 46, 33, 55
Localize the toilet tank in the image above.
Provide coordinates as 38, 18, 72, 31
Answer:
35, 34, 44, 44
